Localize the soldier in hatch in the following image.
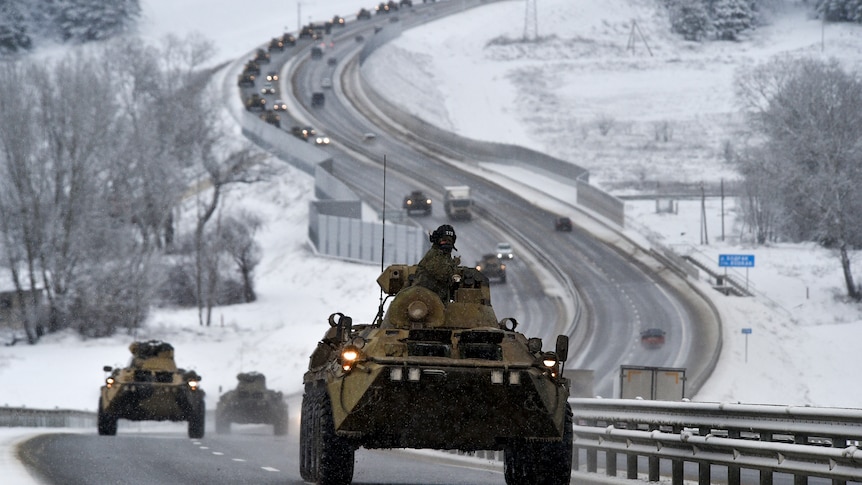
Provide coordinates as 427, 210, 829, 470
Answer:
413, 224, 461, 302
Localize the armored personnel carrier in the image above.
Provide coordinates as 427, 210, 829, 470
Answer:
402, 190, 432, 216
300, 264, 572, 485
216, 372, 288, 435
476, 253, 507, 283
245, 93, 266, 111
98, 340, 205, 438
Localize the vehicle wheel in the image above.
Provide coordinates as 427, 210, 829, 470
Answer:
273, 406, 288, 436
97, 397, 117, 436
188, 399, 206, 439
299, 388, 316, 481
505, 404, 573, 485
315, 389, 354, 485
215, 408, 230, 434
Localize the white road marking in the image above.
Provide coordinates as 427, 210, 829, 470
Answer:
232, 458, 246, 462
212, 452, 224, 455
261, 466, 280, 472
200, 446, 209, 450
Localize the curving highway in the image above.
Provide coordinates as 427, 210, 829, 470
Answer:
18, 3, 721, 484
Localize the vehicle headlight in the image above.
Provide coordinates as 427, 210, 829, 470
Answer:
475, 265, 482, 271
341, 346, 362, 372
106, 377, 115, 388
497, 253, 503, 259
542, 352, 558, 368
188, 380, 200, 391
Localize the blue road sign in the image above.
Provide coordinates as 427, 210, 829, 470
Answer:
719, 254, 755, 268
742, 328, 752, 334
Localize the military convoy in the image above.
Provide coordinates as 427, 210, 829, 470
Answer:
300, 264, 573, 485
216, 372, 288, 435
98, 340, 205, 438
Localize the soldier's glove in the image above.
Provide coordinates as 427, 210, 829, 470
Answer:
453, 256, 461, 265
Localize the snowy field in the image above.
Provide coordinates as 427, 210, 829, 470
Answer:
3, 0, 862, 482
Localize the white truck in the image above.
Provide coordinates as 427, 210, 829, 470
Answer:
443, 185, 473, 220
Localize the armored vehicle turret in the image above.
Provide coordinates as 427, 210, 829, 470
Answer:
300, 264, 572, 485
98, 340, 205, 438
216, 372, 288, 435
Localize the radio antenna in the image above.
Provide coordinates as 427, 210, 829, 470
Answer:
376, 155, 387, 326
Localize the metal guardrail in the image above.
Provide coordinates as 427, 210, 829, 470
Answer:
0, 407, 96, 428
569, 398, 862, 484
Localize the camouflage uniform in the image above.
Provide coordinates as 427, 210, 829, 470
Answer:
414, 245, 458, 302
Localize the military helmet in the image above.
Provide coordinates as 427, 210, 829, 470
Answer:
430, 224, 456, 251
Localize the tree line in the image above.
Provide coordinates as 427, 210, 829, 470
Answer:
0, 35, 272, 343
0, 0, 141, 55
664, 0, 862, 42
734, 57, 862, 300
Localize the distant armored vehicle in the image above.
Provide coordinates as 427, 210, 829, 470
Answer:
244, 61, 261, 76
268, 37, 284, 52
237, 72, 255, 88
253, 48, 271, 64
98, 340, 205, 438
402, 190, 432, 216
260, 110, 281, 128
300, 264, 572, 484
245, 93, 266, 111
476, 254, 507, 283
357, 8, 372, 20
216, 372, 288, 435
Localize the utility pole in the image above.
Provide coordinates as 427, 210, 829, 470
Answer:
523, 0, 537, 41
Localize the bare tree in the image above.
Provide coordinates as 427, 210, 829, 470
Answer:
220, 211, 263, 303
736, 57, 862, 299
0, 60, 54, 342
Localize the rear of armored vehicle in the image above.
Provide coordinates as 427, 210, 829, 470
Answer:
99, 341, 205, 438
301, 265, 572, 485
217, 372, 288, 435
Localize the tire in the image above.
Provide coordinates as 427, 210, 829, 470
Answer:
188, 398, 206, 439
299, 390, 316, 482
315, 389, 354, 485
504, 403, 573, 485
97, 397, 117, 436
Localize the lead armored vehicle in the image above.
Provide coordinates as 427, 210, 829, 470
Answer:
300, 264, 572, 485
216, 372, 288, 435
98, 340, 205, 438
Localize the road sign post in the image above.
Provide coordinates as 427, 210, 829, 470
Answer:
741, 328, 752, 363
719, 254, 755, 291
